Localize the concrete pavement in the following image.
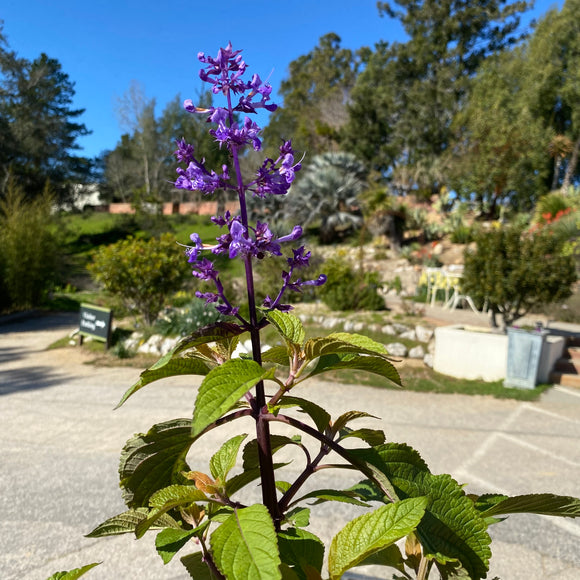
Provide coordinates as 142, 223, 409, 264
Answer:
1, 312, 579, 579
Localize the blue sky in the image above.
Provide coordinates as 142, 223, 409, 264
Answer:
1, 0, 562, 159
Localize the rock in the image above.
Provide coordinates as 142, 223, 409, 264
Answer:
423, 353, 434, 368
137, 334, 164, 355
409, 345, 426, 359
343, 321, 355, 332
392, 323, 410, 334
353, 322, 365, 332
368, 323, 382, 333
386, 342, 408, 357
415, 325, 434, 343
381, 324, 397, 336
399, 330, 417, 341
124, 331, 144, 352
427, 339, 436, 355
160, 336, 180, 355
322, 317, 340, 329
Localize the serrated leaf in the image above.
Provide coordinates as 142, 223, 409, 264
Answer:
339, 427, 386, 446
136, 485, 208, 538
292, 489, 370, 508
284, 507, 311, 528
174, 322, 246, 356
180, 551, 215, 580
350, 443, 492, 580
119, 418, 196, 507
331, 410, 379, 436
85, 508, 178, 537
278, 527, 325, 578
210, 434, 247, 482
305, 333, 390, 361
193, 360, 274, 436
476, 493, 580, 518
262, 345, 291, 365
46, 563, 100, 580
307, 353, 402, 387
355, 544, 406, 572
277, 396, 331, 433
262, 310, 305, 348
210, 505, 281, 580
243, 435, 301, 470
328, 497, 428, 580
117, 355, 211, 408
156, 528, 201, 564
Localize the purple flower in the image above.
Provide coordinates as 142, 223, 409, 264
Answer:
288, 246, 311, 269
174, 138, 195, 164
198, 42, 247, 95
185, 233, 203, 263
229, 220, 252, 258
191, 258, 219, 282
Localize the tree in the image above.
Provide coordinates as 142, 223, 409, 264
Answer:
520, 0, 580, 191
463, 225, 576, 328
262, 33, 360, 158
343, 1, 530, 194
104, 86, 228, 207
448, 49, 549, 214
0, 22, 91, 201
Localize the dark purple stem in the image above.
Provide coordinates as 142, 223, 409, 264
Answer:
265, 412, 395, 503
227, 91, 281, 530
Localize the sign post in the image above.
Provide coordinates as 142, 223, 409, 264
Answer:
79, 304, 113, 349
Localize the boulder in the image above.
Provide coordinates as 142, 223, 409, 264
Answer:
408, 345, 426, 359
399, 330, 417, 341
415, 325, 434, 343
386, 342, 408, 357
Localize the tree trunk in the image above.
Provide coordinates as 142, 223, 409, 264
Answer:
561, 135, 580, 193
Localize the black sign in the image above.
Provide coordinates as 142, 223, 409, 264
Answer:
79, 303, 113, 347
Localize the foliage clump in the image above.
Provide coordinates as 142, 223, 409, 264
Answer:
318, 257, 385, 311
0, 178, 62, 311
88, 234, 186, 325
463, 225, 577, 328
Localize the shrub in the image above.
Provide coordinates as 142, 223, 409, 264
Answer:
463, 225, 577, 328
0, 179, 62, 311
154, 300, 224, 337
318, 257, 385, 311
88, 234, 187, 325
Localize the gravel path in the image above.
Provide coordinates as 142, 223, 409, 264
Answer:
1, 312, 579, 580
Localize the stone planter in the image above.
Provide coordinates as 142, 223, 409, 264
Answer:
433, 324, 566, 384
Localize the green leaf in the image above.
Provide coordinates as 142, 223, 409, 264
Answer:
117, 355, 211, 408
307, 353, 402, 386
174, 322, 246, 356
226, 464, 289, 497
305, 333, 390, 360
350, 443, 492, 580
292, 489, 370, 508
262, 310, 305, 348
193, 360, 274, 436
136, 485, 208, 538
331, 410, 379, 436
285, 507, 311, 528
354, 544, 406, 572
181, 551, 215, 580
338, 427, 386, 446
156, 528, 200, 564
119, 418, 196, 507
210, 505, 282, 580
328, 497, 428, 580
46, 563, 100, 580
277, 396, 331, 433
86, 508, 178, 537
278, 527, 325, 578
475, 493, 580, 519
243, 435, 301, 470
210, 434, 247, 482
262, 345, 291, 366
